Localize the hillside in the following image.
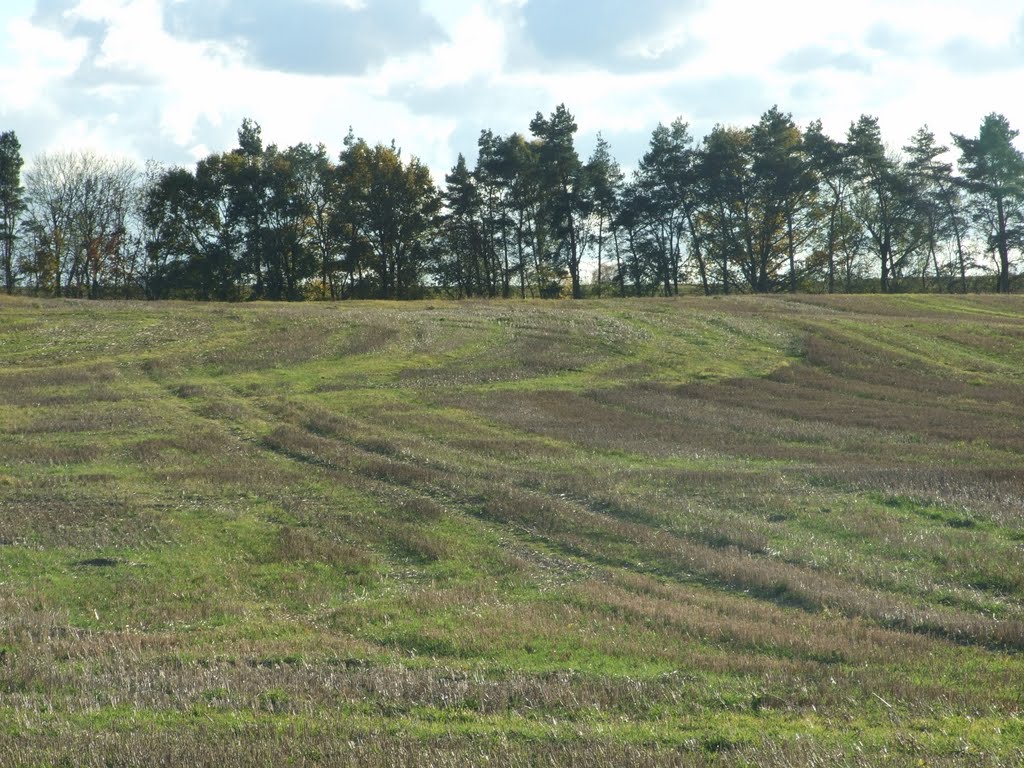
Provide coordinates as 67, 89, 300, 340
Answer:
1, 295, 1023, 766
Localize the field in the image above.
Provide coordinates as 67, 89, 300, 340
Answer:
1, 294, 1023, 766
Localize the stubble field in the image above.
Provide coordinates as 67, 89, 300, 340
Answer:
1, 294, 1023, 766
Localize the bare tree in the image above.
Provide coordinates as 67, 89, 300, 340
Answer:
23, 151, 138, 297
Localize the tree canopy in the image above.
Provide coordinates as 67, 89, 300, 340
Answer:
3, 107, 1023, 299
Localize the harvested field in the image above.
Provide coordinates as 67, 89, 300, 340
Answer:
1, 294, 1023, 766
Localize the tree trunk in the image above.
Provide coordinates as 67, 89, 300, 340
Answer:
880, 235, 890, 293
826, 207, 837, 295
953, 227, 967, 294
3, 239, 12, 294
613, 226, 624, 298
684, 210, 709, 296
787, 213, 797, 293
567, 210, 582, 300
997, 198, 1011, 293
516, 217, 526, 299
722, 245, 729, 296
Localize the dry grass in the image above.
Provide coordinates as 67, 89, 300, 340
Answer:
2, 294, 1024, 764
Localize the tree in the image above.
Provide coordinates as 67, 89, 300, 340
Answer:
333, 130, 375, 296
261, 143, 318, 300
287, 143, 343, 299
614, 181, 660, 295
749, 107, 816, 292
585, 134, 623, 298
903, 126, 967, 291
634, 121, 693, 296
439, 153, 484, 297
22, 153, 77, 295
530, 105, 588, 298
804, 120, 855, 293
661, 120, 711, 295
953, 113, 1024, 293
847, 115, 926, 292
0, 131, 25, 294
224, 119, 270, 297
340, 136, 439, 299
474, 130, 507, 297
144, 159, 237, 300
497, 133, 542, 298
75, 157, 137, 298
700, 125, 751, 294
23, 151, 138, 298
682, 111, 818, 295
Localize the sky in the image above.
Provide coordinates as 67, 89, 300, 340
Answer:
1, 0, 1023, 177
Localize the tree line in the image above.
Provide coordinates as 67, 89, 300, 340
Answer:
1, 105, 1023, 301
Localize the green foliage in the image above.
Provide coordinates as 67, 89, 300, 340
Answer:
530, 104, 589, 298
953, 113, 1024, 293
0, 130, 24, 294
847, 115, 930, 291
584, 134, 624, 299
338, 135, 440, 298
7, 105, 1024, 300
624, 119, 695, 296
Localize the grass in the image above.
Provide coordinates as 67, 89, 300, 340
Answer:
1, 294, 1024, 766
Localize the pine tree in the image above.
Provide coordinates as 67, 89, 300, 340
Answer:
0, 131, 25, 294
953, 113, 1024, 293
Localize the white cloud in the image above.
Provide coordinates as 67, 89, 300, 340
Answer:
376, 4, 506, 89
0, 16, 88, 111
1, 0, 1023, 174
